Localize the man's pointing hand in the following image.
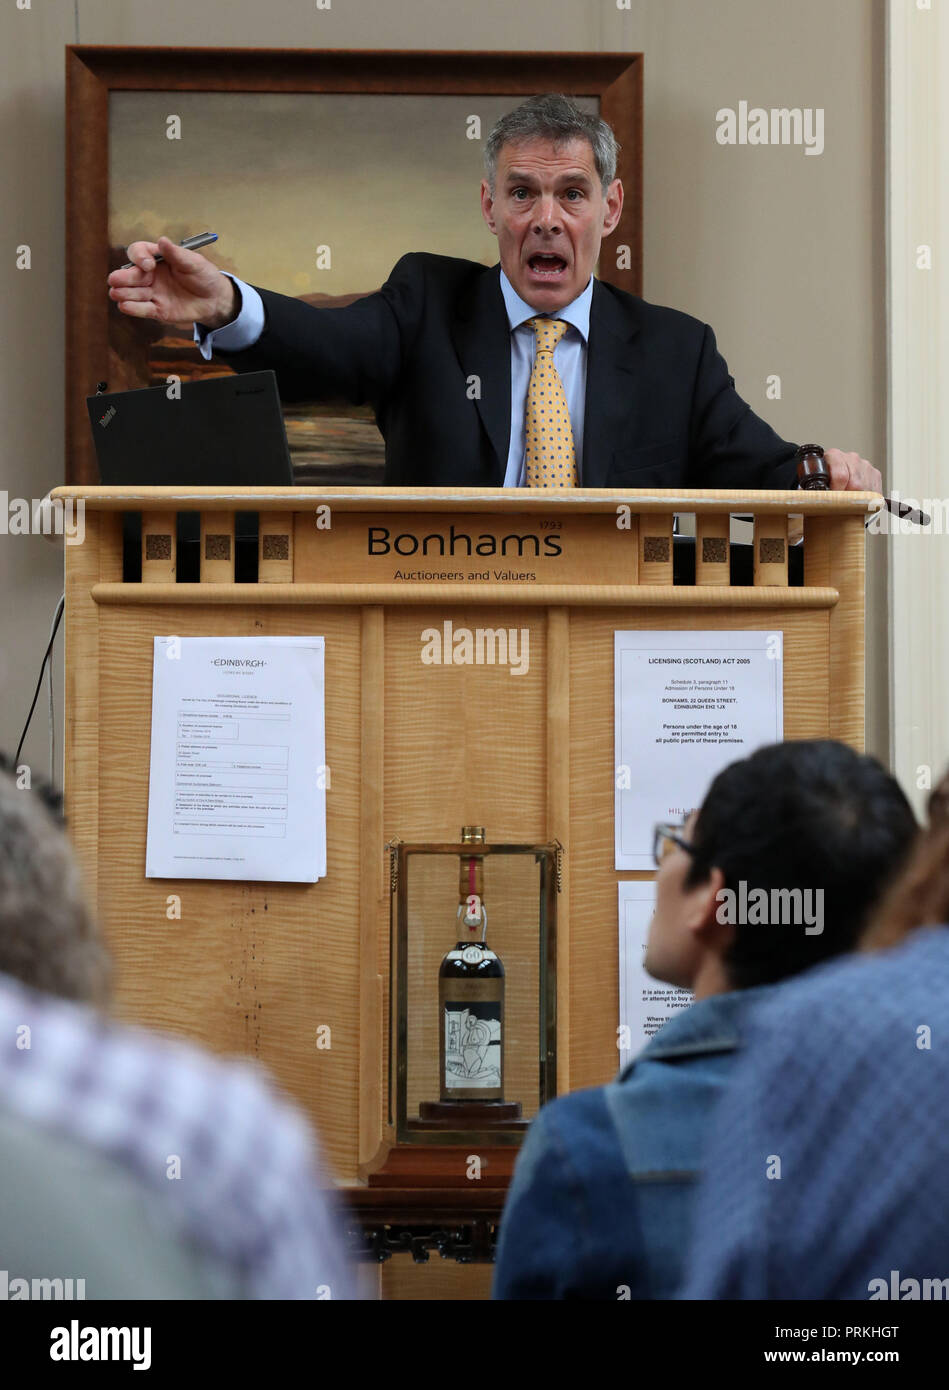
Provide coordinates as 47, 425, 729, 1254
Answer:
107, 235, 238, 329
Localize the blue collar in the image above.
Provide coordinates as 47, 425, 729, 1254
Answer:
620, 984, 781, 1074
499, 267, 594, 343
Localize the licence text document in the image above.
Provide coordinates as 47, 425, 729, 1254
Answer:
617, 880, 693, 1070
615, 629, 783, 870
146, 636, 327, 882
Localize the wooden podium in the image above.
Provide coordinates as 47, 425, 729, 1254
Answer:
53, 484, 873, 1296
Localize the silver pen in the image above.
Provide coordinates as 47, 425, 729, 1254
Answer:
120, 232, 218, 270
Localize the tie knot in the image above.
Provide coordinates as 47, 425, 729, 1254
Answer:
528, 316, 569, 353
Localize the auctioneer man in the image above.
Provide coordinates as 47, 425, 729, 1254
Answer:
107, 93, 880, 494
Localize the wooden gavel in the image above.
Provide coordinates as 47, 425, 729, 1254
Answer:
795, 444, 929, 525
795, 444, 832, 490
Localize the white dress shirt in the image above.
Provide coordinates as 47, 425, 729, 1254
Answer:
497, 269, 592, 486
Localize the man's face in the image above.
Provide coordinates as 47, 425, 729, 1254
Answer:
644, 812, 723, 990
480, 135, 623, 313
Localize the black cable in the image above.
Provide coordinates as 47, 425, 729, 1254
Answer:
14, 598, 65, 767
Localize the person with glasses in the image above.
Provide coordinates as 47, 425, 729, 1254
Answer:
681, 770, 949, 1300
493, 740, 917, 1299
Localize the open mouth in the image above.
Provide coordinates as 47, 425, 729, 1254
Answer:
527, 253, 568, 279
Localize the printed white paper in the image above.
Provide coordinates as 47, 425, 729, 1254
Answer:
618, 880, 693, 1070
146, 636, 326, 883
615, 629, 782, 870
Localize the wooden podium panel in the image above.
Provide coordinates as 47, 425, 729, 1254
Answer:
53, 485, 872, 1299
567, 604, 832, 1092
93, 601, 363, 1175
382, 605, 548, 1142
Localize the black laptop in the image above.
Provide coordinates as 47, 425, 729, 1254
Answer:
86, 370, 294, 486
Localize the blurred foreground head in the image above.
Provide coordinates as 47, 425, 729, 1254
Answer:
0, 755, 111, 1005
863, 765, 949, 950
679, 765, 949, 1301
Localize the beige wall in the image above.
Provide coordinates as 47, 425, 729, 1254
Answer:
1, 0, 887, 777
887, 0, 949, 818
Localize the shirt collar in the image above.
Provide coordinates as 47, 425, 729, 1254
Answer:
619, 983, 782, 1074
499, 267, 594, 344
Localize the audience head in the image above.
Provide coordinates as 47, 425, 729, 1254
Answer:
645, 740, 918, 997
0, 754, 111, 1005
862, 766, 949, 951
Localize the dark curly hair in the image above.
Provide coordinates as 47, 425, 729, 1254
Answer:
684, 740, 919, 988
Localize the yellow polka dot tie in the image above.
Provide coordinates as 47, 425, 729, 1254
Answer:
525, 316, 578, 488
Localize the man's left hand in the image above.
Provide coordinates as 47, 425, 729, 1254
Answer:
824, 448, 882, 492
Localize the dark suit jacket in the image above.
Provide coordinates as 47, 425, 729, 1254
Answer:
214, 252, 799, 489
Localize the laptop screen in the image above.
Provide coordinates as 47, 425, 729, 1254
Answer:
87, 370, 294, 487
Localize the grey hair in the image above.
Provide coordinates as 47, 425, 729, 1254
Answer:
0, 765, 111, 1006
483, 93, 620, 195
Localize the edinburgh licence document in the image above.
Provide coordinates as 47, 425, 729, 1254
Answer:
615, 629, 783, 870
145, 636, 326, 882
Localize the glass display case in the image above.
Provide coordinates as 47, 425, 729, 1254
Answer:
388, 828, 560, 1148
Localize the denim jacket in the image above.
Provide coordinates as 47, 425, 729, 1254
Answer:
492, 984, 779, 1299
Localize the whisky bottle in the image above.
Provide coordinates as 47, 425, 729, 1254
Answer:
438, 826, 505, 1103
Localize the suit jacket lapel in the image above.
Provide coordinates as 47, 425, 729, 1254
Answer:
451, 263, 511, 485
582, 279, 641, 488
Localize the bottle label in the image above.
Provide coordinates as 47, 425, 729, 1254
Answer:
461, 946, 484, 965
443, 1002, 501, 1090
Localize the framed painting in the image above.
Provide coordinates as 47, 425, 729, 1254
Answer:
66, 48, 643, 485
